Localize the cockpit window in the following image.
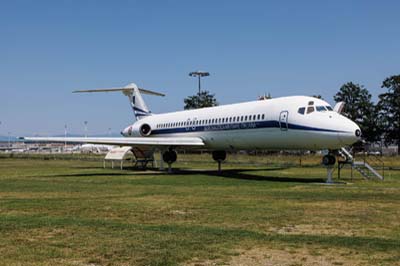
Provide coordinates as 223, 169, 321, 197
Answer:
298, 107, 305, 115
326, 106, 333, 111
316, 106, 327, 112
307, 106, 315, 114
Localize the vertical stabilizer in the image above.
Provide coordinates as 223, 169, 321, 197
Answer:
122, 83, 151, 120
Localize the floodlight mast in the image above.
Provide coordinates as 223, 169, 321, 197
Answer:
64, 124, 67, 151
189, 71, 210, 95
84, 121, 88, 138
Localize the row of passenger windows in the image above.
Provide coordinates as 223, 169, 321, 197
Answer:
156, 114, 266, 129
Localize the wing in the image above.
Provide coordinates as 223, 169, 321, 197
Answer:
21, 137, 205, 147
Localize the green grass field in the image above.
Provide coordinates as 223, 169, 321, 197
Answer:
0, 154, 399, 265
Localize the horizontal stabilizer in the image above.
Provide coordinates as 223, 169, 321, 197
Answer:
73, 83, 165, 97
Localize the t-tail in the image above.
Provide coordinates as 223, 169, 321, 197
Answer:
73, 83, 165, 120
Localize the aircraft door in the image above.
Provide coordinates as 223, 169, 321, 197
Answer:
279, 111, 289, 131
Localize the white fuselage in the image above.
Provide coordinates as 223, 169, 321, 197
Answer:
122, 96, 361, 151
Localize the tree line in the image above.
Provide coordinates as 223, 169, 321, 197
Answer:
184, 74, 400, 154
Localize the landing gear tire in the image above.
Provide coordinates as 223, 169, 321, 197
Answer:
322, 154, 336, 166
162, 150, 177, 173
212, 150, 227, 173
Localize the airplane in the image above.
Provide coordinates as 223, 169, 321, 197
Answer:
23, 82, 361, 176
73, 143, 115, 153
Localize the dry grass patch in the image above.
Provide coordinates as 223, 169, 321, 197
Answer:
187, 245, 400, 266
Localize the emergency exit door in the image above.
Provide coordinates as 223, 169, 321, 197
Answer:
279, 111, 289, 131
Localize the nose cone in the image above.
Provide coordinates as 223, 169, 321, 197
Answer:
337, 116, 362, 145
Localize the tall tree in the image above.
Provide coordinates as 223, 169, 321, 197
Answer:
184, 90, 218, 110
378, 75, 400, 154
334, 82, 381, 142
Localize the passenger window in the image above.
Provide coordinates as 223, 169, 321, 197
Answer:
298, 107, 305, 115
262, 114, 265, 119
307, 106, 315, 114
253, 115, 256, 120
257, 114, 260, 120
316, 106, 327, 112
245, 116, 248, 121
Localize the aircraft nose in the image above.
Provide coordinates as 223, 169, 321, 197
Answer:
355, 128, 362, 139
337, 117, 361, 145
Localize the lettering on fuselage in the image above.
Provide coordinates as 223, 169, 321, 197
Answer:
203, 122, 257, 131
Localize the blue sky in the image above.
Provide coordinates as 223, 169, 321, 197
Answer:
1, 0, 400, 136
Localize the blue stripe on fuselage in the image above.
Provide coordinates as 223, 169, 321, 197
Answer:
151, 120, 348, 135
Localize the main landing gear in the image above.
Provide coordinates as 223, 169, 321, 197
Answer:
212, 150, 227, 173
162, 149, 177, 173
322, 153, 336, 183
161, 149, 227, 174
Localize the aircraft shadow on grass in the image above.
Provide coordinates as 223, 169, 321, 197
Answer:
171, 168, 325, 183
62, 166, 325, 183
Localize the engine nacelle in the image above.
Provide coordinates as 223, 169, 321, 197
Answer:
139, 123, 152, 137
123, 123, 152, 137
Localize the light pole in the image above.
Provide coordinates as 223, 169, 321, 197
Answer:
189, 71, 210, 96
8, 132, 11, 148
108, 127, 112, 137
84, 121, 88, 138
64, 124, 67, 151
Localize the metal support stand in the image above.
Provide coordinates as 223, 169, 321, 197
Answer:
217, 161, 221, 173
326, 166, 334, 183
168, 163, 172, 173
159, 151, 164, 171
